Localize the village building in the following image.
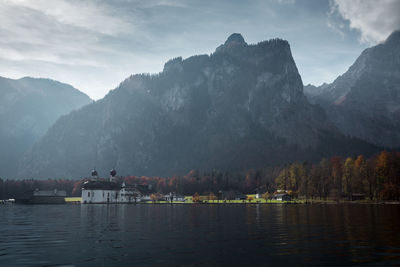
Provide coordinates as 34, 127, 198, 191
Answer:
173, 194, 186, 202
164, 193, 186, 202
81, 169, 148, 204
81, 180, 120, 204
119, 183, 142, 203
273, 193, 291, 201
15, 189, 66, 204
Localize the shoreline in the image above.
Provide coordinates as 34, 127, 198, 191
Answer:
6, 201, 400, 205
4, 197, 399, 205
64, 198, 400, 205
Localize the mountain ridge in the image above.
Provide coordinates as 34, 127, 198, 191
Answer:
0, 76, 92, 178
305, 30, 400, 148
17, 34, 379, 179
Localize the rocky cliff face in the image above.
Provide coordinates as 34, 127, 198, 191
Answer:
18, 34, 377, 179
308, 31, 400, 148
0, 77, 91, 178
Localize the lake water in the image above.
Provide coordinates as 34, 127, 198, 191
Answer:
0, 204, 399, 266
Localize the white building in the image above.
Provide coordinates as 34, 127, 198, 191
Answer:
173, 195, 186, 202
81, 169, 144, 204
119, 183, 142, 203
81, 180, 121, 204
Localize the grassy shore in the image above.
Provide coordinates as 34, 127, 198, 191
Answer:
65, 197, 82, 203
65, 196, 300, 204
65, 196, 399, 204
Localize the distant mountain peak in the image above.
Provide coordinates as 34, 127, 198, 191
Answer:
224, 33, 247, 45
306, 30, 400, 148
0, 76, 91, 178
385, 30, 400, 45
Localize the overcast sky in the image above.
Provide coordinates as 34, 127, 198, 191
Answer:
0, 0, 399, 100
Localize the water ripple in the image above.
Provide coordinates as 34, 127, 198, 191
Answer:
0, 204, 399, 266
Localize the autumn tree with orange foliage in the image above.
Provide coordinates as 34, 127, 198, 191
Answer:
192, 192, 200, 202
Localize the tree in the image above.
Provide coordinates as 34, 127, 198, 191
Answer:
150, 194, 157, 203
149, 192, 162, 203
275, 166, 289, 191
288, 163, 302, 193
380, 183, 399, 200
353, 155, 366, 194
244, 170, 256, 193
262, 192, 270, 202
331, 157, 343, 199
209, 192, 216, 203
308, 164, 320, 199
319, 158, 331, 200
376, 151, 390, 194
365, 158, 378, 200
342, 157, 354, 197
298, 163, 310, 200
168, 176, 178, 193
192, 192, 200, 202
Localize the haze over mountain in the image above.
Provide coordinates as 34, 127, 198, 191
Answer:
18, 34, 377, 179
0, 77, 91, 178
305, 30, 400, 148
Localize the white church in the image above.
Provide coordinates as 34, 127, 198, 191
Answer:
81, 169, 143, 204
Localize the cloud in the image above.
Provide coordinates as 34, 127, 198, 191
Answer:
330, 0, 400, 44
277, 0, 296, 4
0, 1, 125, 64
3, 0, 132, 36
0, 0, 143, 99
0, 0, 379, 99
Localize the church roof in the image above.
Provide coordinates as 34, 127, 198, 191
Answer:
82, 180, 121, 190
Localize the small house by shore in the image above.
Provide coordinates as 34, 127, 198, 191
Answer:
273, 193, 291, 201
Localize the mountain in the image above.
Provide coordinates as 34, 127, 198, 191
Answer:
18, 34, 377, 179
0, 77, 91, 178
307, 30, 400, 148
303, 83, 329, 101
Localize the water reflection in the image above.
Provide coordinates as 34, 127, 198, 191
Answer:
0, 204, 399, 266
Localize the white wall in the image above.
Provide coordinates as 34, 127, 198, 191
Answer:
81, 189, 119, 203
81, 188, 144, 203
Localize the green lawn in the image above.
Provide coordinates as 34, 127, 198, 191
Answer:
65, 197, 82, 203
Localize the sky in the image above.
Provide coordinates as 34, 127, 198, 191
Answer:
0, 0, 399, 100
